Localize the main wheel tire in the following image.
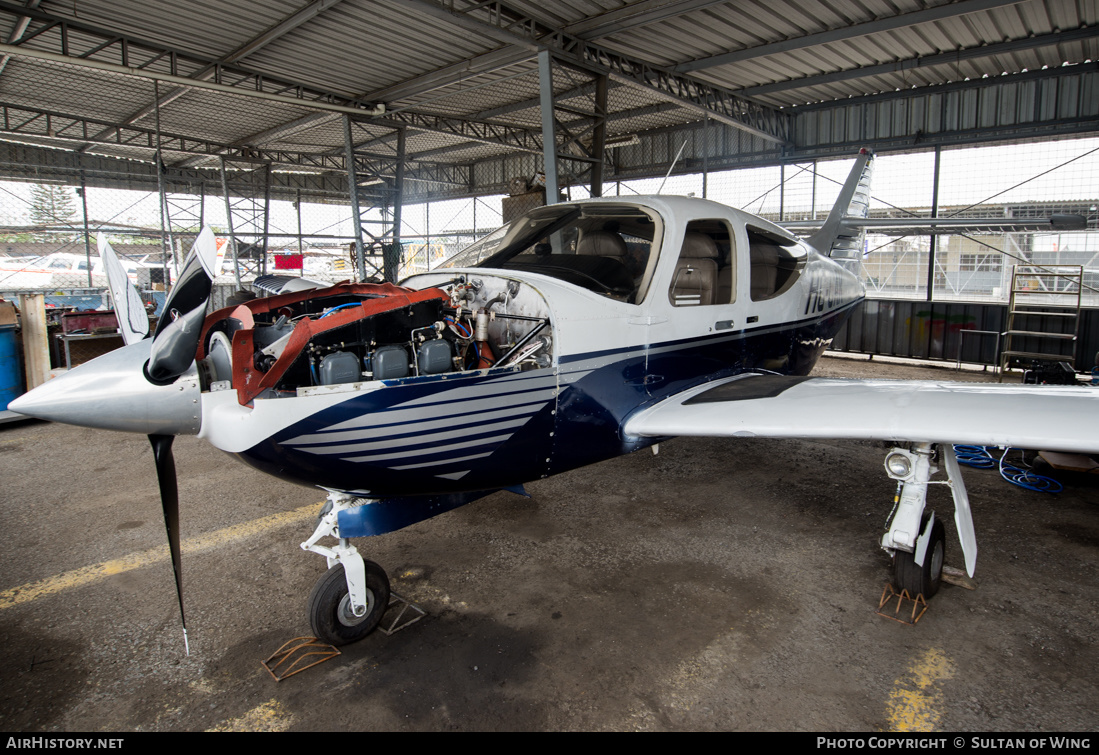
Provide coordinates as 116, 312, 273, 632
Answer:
893, 515, 945, 599
308, 561, 390, 646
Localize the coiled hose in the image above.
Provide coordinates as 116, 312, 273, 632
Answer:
953, 445, 1063, 493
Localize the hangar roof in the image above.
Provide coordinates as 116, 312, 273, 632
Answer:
0, 0, 1093, 182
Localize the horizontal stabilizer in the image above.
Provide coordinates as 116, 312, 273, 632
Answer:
252, 274, 328, 296
785, 214, 1088, 236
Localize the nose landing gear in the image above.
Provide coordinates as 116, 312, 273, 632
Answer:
308, 560, 391, 646
301, 491, 392, 646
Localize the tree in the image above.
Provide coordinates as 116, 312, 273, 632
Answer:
29, 183, 78, 240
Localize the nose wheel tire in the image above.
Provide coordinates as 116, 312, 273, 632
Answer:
308, 561, 390, 646
893, 515, 945, 600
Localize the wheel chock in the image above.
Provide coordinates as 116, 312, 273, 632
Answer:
941, 565, 977, 590
261, 637, 340, 681
377, 591, 426, 636
875, 583, 929, 625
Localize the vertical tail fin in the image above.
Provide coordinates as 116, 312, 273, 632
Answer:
807, 149, 874, 265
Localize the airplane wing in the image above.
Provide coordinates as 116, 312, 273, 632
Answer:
622, 373, 1099, 455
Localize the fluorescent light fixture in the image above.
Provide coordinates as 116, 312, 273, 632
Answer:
604, 134, 640, 149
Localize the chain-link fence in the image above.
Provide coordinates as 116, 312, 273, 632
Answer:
397, 196, 504, 279
701, 139, 1099, 304
0, 139, 1095, 309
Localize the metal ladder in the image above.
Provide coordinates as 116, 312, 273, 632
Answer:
999, 264, 1082, 381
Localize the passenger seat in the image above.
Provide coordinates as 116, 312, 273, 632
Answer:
670, 232, 719, 306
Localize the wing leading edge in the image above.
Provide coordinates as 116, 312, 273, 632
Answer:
623, 373, 1099, 455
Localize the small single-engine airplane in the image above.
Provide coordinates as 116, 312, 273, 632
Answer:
10, 150, 1098, 650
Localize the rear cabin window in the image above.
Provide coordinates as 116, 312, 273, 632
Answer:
668, 220, 736, 307
748, 227, 805, 301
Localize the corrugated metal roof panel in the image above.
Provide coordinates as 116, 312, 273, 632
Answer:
0, 0, 1087, 178
38, 0, 304, 61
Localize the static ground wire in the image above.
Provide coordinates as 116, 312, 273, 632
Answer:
953, 445, 1063, 493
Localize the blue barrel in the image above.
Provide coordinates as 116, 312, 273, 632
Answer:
0, 325, 20, 411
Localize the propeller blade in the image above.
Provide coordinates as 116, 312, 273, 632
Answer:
149, 433, 189, 655
98, 234, 149, 346
147, 228, 219, 384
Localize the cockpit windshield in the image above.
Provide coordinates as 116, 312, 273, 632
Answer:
440, 203, 662, 304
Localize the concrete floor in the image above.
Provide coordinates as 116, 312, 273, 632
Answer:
1, 355, 1097, 732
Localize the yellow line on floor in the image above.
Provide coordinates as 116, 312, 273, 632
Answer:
885, 647, 956, 732
0, 502, 321, 611
207, 700, 295, 733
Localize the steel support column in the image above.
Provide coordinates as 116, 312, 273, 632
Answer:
387, 128, 406, 283
153, 81, 176, 278
538, 50, 560, 205
926, 146, 941, 302
590, 74, 607, 198
539, 51, 611, 201
345, 115, 403, 282
219, 157, 272, 288
219, 157, 241, 289
344, 114, 367, 280
78, 171, 92, 287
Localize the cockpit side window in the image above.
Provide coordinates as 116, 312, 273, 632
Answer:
668, 220, 736, 307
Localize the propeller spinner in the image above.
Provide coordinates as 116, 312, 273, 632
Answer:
10, 229, 221, 654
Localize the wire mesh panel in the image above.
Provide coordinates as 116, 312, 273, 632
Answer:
0, 137, 1095, 322
0, 181, 168, 295
694, 141, 1098, 305
399, 195, 504, 275
932, 140, 1099, 304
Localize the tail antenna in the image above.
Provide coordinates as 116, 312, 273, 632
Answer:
657, 141, 689, 194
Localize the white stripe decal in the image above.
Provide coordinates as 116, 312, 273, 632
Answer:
393, 453, 493, 471
293, 418, 530, 456
286, 401, 549, 446
342, 434, 514, 463
317, 385, 557, 434
393, 376, 559, 409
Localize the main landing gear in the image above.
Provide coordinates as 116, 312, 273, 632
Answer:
301, 491, 391, 646
881, 442, 976, 600
893, 514, 945, 599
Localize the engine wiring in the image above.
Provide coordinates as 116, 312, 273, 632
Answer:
445, 316, 473, 339
319, 302, 362, 318
953, 445, 1063, 493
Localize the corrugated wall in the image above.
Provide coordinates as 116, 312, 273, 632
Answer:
831, 299, 1099, 370
792, 67, 1099, 158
